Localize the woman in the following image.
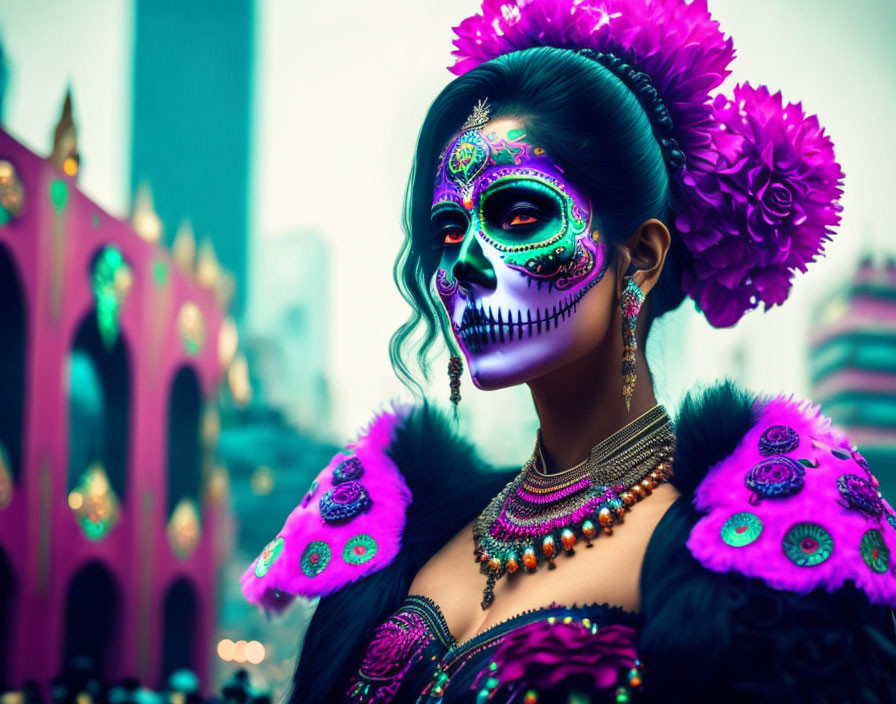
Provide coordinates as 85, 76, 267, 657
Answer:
243, 1, 896, 701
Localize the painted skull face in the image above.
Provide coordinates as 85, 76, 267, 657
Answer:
432, 118, 610, 389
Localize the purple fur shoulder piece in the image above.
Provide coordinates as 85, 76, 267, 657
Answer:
687, 394, 896, 606
241, 408, 411, 611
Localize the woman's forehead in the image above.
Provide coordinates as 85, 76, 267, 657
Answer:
432, 117, 582, 210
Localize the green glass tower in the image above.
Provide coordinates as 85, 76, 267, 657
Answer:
130, 0, 253, 316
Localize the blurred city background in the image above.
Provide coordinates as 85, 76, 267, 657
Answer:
0, 0, 893, 702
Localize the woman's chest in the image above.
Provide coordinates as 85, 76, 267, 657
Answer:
409, 483, 678, 645
346, 596, 643, 704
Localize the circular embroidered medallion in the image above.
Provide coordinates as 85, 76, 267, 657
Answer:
720, 512, 763, 547
837, 474, 884, 519
860, 529, 890, 574
343, 534, 378, 565
301, 478, 319, 508
301, 540, 331, 578
319, 481, 372, 523
254, 536, 284, 578
333, 457, 365, 485
758, 425, 800, 456
745, 456, 805, 502
782, 522, 833, 567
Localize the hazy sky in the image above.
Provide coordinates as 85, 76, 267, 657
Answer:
2, 0, 894, 462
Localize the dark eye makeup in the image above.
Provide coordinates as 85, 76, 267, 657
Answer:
481, 186, 559, 233
430, 205, 469, 248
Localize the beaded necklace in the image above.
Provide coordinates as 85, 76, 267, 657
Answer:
473, 405, 676, 609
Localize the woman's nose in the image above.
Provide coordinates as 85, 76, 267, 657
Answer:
452, 233, 497, 289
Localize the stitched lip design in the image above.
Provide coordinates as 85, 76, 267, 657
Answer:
457, 283, 594, 352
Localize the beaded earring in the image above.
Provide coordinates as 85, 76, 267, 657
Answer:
448, 354, 463, 408
620, 277, 645, 411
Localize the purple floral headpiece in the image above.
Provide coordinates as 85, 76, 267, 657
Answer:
449, 0, 844, 327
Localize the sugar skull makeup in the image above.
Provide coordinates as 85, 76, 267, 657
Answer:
432, 118, 610, 388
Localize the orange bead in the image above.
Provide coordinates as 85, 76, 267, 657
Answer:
615, 506, 626, 520
602, 525, 613, 535
598, 507, 613, 526
621, 492, 635, 506
523, 691, 538, 704
632, 485, 646, 499
542, 535, 556, 559
488, 556, 502, 571
561, 528, 576, 552
582, 520, 596, 545
506, 554, 519, 574
640, 478, 653, 494
523, 547, 537, 569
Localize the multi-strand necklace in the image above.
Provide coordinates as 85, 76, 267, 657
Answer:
473, 405, 676, 609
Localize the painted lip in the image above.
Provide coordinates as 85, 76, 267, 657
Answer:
457, 280, 596, 353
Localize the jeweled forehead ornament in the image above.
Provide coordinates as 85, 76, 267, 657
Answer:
444, 99, 492, 209
461, 97, 491, 130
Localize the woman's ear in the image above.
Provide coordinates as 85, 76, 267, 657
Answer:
617, 218, 671, 296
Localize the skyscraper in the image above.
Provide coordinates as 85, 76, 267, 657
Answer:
130, 0, 253, 316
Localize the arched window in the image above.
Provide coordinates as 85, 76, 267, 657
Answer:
62, 561, 121, 676
167, 366, 201, 516
161, 577, 198, 679
166, 367, 202, 558
67, 313, 130, 539
0, 244, 25, 492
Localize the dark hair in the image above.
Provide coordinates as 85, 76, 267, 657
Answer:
389, 46, 687, 390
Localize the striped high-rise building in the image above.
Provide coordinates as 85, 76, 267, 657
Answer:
810, 258, 896, 498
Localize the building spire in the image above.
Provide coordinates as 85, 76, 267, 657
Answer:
50, 86, 79, 178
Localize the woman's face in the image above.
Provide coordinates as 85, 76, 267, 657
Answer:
432, 117, 617, 389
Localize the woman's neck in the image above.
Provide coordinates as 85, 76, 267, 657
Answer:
528, 335, 657, 474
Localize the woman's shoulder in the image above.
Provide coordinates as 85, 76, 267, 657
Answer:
241, 402, 512, 612
640, 381, 896, 702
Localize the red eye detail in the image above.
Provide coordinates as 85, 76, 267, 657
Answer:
444, 230, 465, 245
509, 213, 538, 226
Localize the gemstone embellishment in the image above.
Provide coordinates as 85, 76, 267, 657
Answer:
758, 425, 800, 456
720, 512, 763, 547
744, 456, 805, 502
860, 529, 890, 574
837, 474, 884, 519
333, 457, 365, 485
343, 534, 378, 565
301, 540, 331, 578
782, 522, 833, 567
254, 536, 284, 578
319, 480, 372, 523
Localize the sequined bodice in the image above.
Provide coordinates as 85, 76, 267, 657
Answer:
346, 596, 642, 703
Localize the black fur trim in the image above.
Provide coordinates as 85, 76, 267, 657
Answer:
641, 382, 896, 702
668, 379, 758, 496
288, 405, 514, 704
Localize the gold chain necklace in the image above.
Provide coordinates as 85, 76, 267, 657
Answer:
473, 405, 675, 609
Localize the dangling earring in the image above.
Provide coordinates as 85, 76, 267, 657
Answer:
448, 354, 463, 409
620, 277, 645, 411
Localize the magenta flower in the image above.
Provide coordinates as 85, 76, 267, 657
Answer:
678, 83, 844, 327
478, 619, 639, 692
450, 0, 735, 173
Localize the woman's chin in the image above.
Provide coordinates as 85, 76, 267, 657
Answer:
463, 338, 574, 391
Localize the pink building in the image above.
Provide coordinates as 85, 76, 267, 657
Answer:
0, 116, 231, 690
